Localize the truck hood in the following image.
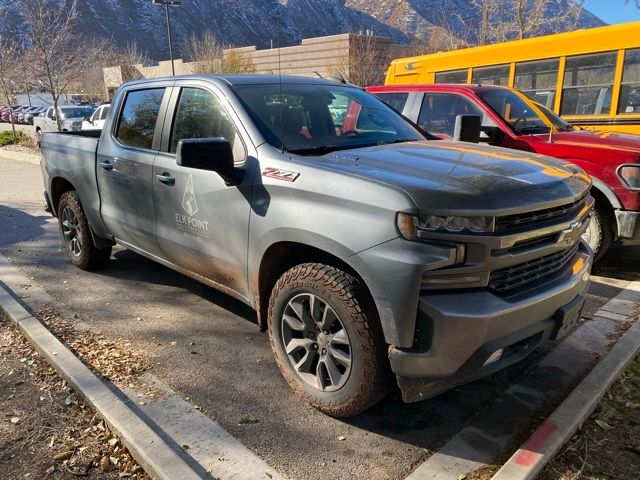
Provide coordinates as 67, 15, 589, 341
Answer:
324, 141, 590, 215
533, 129, 640, 155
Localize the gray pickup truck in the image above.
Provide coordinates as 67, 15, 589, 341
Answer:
40, 75, 592, 417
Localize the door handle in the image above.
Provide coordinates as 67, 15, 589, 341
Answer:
155, 173, 175, 186
98, 161, 113, 171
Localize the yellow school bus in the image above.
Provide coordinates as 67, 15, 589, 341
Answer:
385, 22, 640, 133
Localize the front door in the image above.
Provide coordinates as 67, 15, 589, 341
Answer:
152, 86, 254, 298
97, 87, 169, 255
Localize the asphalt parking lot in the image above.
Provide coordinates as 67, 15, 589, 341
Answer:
1, 155, 638, 479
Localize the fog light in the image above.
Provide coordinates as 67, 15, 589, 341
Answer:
483, 348, 504, 366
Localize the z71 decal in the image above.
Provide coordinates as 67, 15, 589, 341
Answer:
262, 167, 300, 182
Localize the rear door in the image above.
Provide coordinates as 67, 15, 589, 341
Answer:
96, 85, 171, 255
152, 83, 255, 298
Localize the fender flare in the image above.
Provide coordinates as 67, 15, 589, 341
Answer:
588, 175, 622, 210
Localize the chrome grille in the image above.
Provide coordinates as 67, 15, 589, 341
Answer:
495, 194, 589, 232
489, 242, 580, 293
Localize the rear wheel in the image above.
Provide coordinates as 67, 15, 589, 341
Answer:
268, 263, 392, 417
57, 191, 111, 270
582, 202, 613, 264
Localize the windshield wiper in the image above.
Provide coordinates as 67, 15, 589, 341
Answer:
288, 143, 378, 156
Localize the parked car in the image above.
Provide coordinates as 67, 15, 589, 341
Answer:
22, 106, 48, 125
34, 106, 95, 137
17, 106, 37, 124
0, 105, 19, 123
41, 75, 592, 417
367, 84, 640, 262
81, 104, 110, 130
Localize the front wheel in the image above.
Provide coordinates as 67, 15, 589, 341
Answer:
582, 203, 613, 264
57, 191, 111, 270
268, 263, 392, 417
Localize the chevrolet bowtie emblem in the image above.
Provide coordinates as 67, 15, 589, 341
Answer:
557, 221, 582, 244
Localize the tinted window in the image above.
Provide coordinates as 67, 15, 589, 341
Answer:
561, 52, 616, 115
472, 65, 510, 86
116, 88, 165, 149
170, 88, 245, 162
100, 106, 110, 120
515, 59, 559, 109
418, 93, 486, 138
478, 89, 549, 134
435, 70, 468, 84
373, 92, 409, 113
232, 84, 425, 155
619, 49, 640, 114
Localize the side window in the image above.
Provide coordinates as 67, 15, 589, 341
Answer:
435, 70, 468, 84
514, 59, 559, 109
46, 108, 53, 118
472, 65, 510, 86
116, 88, 165, 150
170, 87, 245, 163
561, 52, 617, 116
418, 93, 485, 138
618, 49, 640, 114
373, 92, 409, 113
101, 107, 110, 120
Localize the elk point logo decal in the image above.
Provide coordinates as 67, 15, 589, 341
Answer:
182, 174, 198, 216
175, 174, 209, 241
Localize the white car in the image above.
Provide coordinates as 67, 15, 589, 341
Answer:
82, 104, 110, 130
34, 106, 95, 137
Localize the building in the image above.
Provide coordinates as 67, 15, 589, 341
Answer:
103, 33, 412, 97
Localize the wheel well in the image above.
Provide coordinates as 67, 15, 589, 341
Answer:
50, 177, 75, 216
256, 242, 373, 332
590, 187, 617, 236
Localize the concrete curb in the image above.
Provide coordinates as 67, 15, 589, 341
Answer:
0, 283, 209, 480
491, 319, 640, 480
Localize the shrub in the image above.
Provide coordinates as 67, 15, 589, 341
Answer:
0, 130, 32, 147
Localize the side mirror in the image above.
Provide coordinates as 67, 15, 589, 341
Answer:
453, 114, 481, 143
52, 115, 57, 121
176, 138, 242, 184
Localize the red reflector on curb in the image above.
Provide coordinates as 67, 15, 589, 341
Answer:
514, 421, 558, 467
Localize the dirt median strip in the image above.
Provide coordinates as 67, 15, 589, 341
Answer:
490, 315, 640, 480
0, 282, 210, 480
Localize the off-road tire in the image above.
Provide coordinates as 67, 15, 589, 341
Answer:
57, 191, 111, 270
584, 203, 612, 264
268, 263, 392, 417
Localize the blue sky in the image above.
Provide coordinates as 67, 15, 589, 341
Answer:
587, 0, 640, 24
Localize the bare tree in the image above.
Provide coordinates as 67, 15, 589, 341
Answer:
331, 34, 392, 87
0, 35, 22, 141
473, 0, 586, 44
625, 0, 640, 8
20, 0, 108, 130
182, 32, 256, 74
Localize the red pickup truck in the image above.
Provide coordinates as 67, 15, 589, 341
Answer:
366, 84, 640, 262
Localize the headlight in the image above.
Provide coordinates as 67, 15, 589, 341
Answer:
397, 212, 495, 239
618, 164, 640, 190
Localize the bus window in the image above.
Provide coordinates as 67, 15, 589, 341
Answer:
435, 70, 468, 84
373, 92, 410, 113
471, 65, 510, 86
561, 52, 617, 116
618, 49, 640, 114
417, 93, 486, 138
514, 59, 559, 109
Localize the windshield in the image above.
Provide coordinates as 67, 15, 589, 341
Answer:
477, 89, 551, 135
60, 107, 94, 119
534, 102, 574, 131
232, 83, 425, 155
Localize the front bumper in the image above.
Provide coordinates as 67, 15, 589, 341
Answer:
389, 243, 591, 403
615, 210, 640, 241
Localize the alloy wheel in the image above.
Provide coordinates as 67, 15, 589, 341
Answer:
281, 293, 352, 392
61, 206, 83, 257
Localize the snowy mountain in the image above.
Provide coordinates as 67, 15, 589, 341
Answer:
1, 0, 604, 60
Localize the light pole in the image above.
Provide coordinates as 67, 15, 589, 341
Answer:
152, 0, 182, 76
